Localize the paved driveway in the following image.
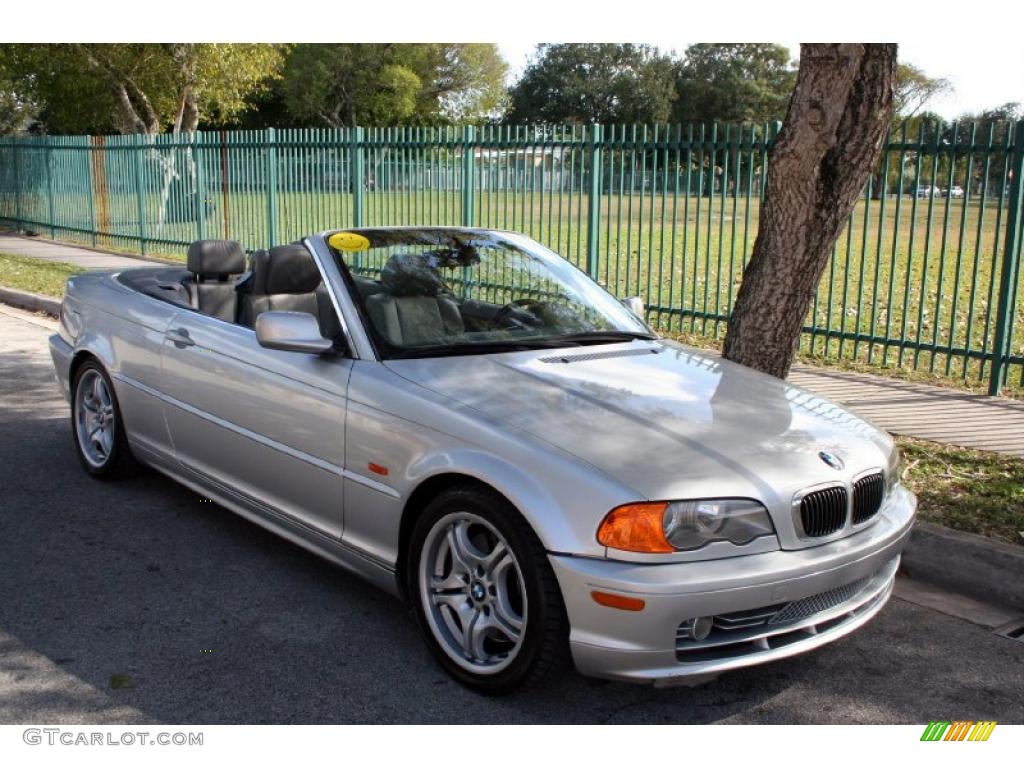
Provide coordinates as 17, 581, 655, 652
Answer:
1, 307, 1022, 724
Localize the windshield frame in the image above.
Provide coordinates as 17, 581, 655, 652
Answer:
325, 227, 656, 360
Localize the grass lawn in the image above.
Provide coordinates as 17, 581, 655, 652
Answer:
0, 252, 84, 297
897, 436, 1024, 546
17, 187, 1021, 393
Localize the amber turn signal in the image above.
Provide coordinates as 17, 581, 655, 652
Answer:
591, 591, 646, 612
596, 502, 674, 553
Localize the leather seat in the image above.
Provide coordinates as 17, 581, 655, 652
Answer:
187, 240, 246, 322
364, 254, 464, 346
240, 244, 341, 340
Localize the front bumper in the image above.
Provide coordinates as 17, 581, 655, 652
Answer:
550, 485, 916, 685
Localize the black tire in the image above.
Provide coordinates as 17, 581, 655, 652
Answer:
70, 360, 141, 480
407, 483, 571, 694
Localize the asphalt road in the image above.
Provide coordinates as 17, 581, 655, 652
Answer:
1, 306, 1022, 725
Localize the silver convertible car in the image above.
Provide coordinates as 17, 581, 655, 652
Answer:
49, 227, 916, 693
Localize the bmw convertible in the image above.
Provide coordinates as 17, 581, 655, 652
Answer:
49, 227, 916, 693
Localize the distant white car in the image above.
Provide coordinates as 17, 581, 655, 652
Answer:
916, 185, 941, 198
945, 186, 965, 199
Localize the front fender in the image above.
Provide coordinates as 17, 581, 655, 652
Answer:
404, 447, 602, 556
341, 377, 641, 568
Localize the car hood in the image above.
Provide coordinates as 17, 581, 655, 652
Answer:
384, 340, 893, 516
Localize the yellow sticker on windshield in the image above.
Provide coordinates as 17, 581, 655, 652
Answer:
328, 232, 371, 251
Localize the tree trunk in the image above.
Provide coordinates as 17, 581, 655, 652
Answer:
172, 85, 200, 134
721, 44, 896, 378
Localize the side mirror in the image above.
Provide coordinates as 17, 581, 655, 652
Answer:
622, 296, 645, 320
255, 311, 334, 355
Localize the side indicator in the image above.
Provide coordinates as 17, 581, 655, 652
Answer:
591, 591, 646, 612
368, 462, 389, 477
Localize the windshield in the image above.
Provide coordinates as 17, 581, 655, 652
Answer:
326, 228, 654, 358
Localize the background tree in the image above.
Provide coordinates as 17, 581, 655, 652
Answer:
672, 44, 796, 125
722, 44, 897, 378
507, 44, 676, 124
951, 102, 1022, 194
0, 44, 127, 134
865, 62, 950, 197
893, 62, 951, 118
0, 55, 38, 134
0, 43, 284, 134
279, 44, 506, 127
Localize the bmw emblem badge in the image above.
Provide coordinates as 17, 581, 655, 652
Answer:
818, 451, 845, 470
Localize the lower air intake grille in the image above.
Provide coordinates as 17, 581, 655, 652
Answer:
769, 573, 872, 624
799, 485, 848, 537
853, 472, 885, 524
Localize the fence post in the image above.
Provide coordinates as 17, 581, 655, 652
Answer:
12, 136, 21, 232
461, 124, 476, 226
132, 134, 147, 256
266, 128, 278, 248
44, 138, 56, 239
988, 119, 1024, 395
586, 123, 603, 278
350, 126, 365, 226
194, 131, 206, 241
84, 136, 97, 248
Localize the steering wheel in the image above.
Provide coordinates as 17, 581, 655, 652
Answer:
492, 298, 545, 329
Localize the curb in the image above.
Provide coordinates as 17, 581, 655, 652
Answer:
0, 285, 60, 318
901, 520, 1024, 612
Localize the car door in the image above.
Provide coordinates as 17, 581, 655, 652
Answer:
158, 309, 351, 538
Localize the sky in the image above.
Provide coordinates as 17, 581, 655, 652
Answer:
498, 41, 1024, 119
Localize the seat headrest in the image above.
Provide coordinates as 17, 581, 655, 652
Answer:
187, 240, 246, 276
251, 244, 322, 295
380, 253, 446, 297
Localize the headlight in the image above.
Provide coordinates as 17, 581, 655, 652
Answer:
597, 499, 776, 553
663, 499, 775, 550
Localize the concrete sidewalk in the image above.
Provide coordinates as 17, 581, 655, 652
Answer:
788, 366, 1024, 457
0, 232, 169, 270
3, 230, 1023, 457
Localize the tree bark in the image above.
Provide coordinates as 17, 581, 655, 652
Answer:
721, 44, 896, 378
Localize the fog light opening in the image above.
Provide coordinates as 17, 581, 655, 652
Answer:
685, 616, 714, 641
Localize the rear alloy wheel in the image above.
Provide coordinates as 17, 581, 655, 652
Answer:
408, 485, 569, 694
72, 361, 139, 479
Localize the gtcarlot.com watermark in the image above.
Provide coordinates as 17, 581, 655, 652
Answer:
23, 728, 203, 747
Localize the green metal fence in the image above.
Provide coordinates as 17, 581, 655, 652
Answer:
1, 121, 1022, 394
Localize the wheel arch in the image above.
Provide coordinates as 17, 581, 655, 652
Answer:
396, 472, 506, 601
67, 329, 117, 388
68, 348, 100, 387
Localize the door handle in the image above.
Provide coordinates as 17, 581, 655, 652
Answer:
166, 328, 195, 348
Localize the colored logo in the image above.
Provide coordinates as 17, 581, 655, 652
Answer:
818, 451, 845, 470
328, 231, 371, 252
920, 721, 996, 741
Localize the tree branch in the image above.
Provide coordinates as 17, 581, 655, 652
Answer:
75, 44, 160, 133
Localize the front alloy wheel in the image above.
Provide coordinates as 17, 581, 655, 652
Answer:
408, 485, 569, 694
420, 512, 527, 675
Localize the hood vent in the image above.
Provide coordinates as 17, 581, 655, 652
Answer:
539, 347, 662, 365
